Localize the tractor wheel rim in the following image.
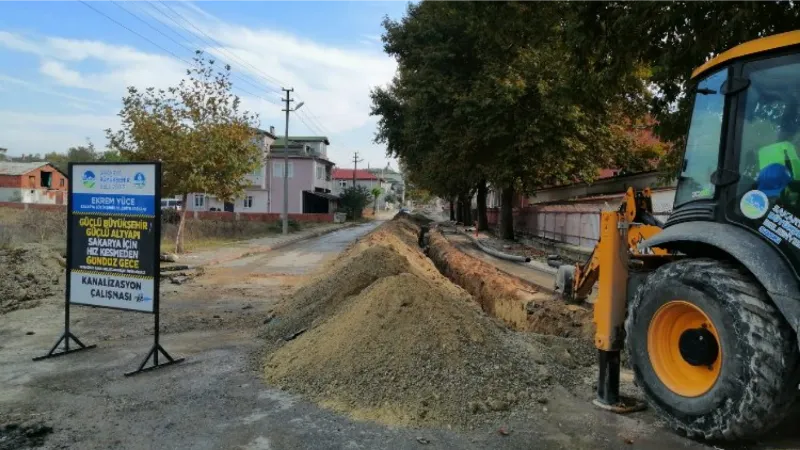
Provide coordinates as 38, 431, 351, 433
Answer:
647, 300, 722, 397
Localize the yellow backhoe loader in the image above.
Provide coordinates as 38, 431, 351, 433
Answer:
557, 30, 800, 440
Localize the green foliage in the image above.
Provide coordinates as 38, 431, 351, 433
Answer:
106, 51, 261, 252
567, 2, 800, 178
370, 187, 383, 212
384, 193, 397, 204
339, 185, 372, 220
371, 2, 655, 236
43, 140, 127, 174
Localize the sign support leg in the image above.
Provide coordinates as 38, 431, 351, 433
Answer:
33, 299, 95, 361
124, 306, 184, 376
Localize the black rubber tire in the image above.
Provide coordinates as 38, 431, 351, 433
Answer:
625, 258, 800, 441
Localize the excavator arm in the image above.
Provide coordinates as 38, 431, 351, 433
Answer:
555, 187, 669, 410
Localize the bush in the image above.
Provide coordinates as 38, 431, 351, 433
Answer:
339, 185, 372, 220
161, 208, 181, 225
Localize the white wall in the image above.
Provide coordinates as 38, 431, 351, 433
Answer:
0, 188, 58, 204
0, 187, 23, 202
237, 190, 269, 213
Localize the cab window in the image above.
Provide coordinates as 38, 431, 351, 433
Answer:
736, 55, 800, 210
674, 69, 727, 206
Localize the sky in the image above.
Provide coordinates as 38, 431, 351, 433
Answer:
0, 1, 410, 170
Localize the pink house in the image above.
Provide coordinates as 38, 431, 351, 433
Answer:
268, 137, 337, 214
186, 133, 337, 214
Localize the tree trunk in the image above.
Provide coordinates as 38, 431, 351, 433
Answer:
455, 195, 464, 224
476, 179, 488, 231
462, 193, 472, 226
449, 198, 455, 221
500, 185, 515, 240
175, 193, 189, 254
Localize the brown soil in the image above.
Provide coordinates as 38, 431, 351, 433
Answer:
426, 229, 594, 339
261, 216, 597, 429
0, 244, 64, 314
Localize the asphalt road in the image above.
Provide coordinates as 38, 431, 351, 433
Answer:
1, 220, 711, 450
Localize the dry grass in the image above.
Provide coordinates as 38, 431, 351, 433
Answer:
160, 218, 309, 252
0, 207, 67, 251
0, 207, 317, 253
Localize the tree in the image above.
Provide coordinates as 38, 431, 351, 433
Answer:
372, 2, 651, 239
339, 185, 371, 220
106, 51, 261, 253
370, 187, 383, 214
0, 148, 7, 161
566, 1, 800, 178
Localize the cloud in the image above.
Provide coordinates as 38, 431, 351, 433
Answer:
0, 73, 106, 106
0, 110, 119, 154
0, 4, 399, 166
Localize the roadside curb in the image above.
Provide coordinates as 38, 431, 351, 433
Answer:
186, 222, 361, 269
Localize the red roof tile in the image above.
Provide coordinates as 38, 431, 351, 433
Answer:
332, 169, 378, 180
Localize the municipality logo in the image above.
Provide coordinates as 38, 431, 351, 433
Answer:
740, 190, 769, 219
82, 170, 96, 188
133, 172, 146, 189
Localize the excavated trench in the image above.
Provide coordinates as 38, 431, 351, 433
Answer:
260, 214, 599, 429
419, 220, 594, 339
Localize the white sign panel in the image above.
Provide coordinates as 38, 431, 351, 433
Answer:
69, 163, 159, 313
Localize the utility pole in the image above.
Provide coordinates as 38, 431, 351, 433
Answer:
281, 88, 294, 235
352, 151, 363, 188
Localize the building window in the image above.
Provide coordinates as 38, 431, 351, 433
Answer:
194, 194, 205, 208
316, 165, 324, 180
338, 180, 348, 188
59, 178, 65, 187
273, 162, 293, 178
29, 175, 35, 187
251, 167, 261, 178
243, 196, 253, 209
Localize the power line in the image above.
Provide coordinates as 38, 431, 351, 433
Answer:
78, 1, 277, 106
156, 1, 285, 93
154, 1, 331, 135
295, 109, 325, 135
111, 1, 279, 102
300, 108, 331, 135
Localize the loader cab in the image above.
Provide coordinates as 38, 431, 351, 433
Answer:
672, 32, 800, 280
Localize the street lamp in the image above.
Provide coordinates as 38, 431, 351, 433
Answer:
282, 93, 304, 235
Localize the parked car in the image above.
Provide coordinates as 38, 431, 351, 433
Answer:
160, 199, 183, 211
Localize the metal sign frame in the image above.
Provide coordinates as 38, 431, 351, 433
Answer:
34, 161, 184, 375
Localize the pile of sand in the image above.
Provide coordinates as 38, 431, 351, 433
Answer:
0, 244, 64, 314
262, 216, 596, 429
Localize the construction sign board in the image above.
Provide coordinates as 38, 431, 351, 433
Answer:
68, 162, 161, 313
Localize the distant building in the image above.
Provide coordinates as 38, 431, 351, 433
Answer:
185, 133, 338, 214
366, 163, 405, 205
0, 162, 68, 205
332, 168, 391, 209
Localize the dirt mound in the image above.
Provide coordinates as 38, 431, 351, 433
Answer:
426, 229, 594, 339
262, 216, 597, 429
0, 244, 64, 314
263, 244, 412, 340
266, 272, 593, 428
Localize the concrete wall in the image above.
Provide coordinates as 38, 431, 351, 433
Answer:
0, 202, 334, 222
487, 187, 677, 250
